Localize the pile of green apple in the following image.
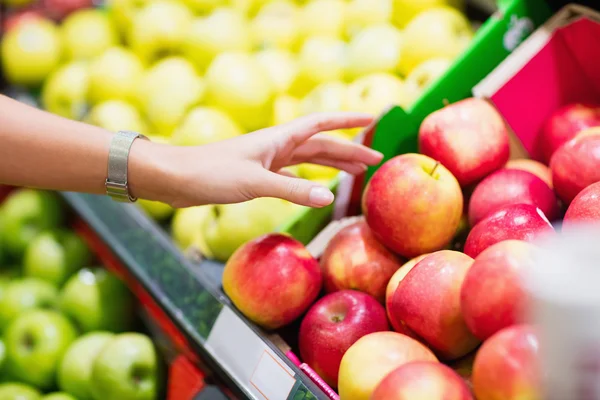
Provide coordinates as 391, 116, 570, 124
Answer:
220, 98, 600, 400
1, 0, 476, 262
0, 188, 162, 400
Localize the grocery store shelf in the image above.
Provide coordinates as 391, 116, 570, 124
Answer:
61, 192, 327, 400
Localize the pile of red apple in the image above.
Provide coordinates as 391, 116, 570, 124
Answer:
222, 98, 600, 400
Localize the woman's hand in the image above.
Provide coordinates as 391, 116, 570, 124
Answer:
152, 112, 382, 208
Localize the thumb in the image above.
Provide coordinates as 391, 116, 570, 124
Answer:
255, 171, 335, 208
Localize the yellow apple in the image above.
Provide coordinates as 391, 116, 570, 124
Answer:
138, 200, 174, 221
87, 46, 144, 105
1, 18, 62, 87
41, 61, 89, 121
403, 57, 452, 104
171, 106, 244, 147
272, 95, 301, 126
171, 206, 214, 251
205, 52, 275, 131
251, 0, 301, 50
298, 163, 339, 181
345, 23, 402, 80
106, 0, 151, 36
183, 8, 252, 73
399, 6, 472, 76
345, 0, 392, 38
127, 0, 193, 63
85, 100, 150, 134
299, 0, 346, 39
294, 36, 346, 95
180, 0, 227, 14
301, 81, 348, 115
255, 49, 299, 95
137, 57, 205, 137
347, 73, 411, 115
391, 0, 464, 28
60, 9, 118, 60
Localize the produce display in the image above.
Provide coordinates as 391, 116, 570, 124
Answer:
1, 0, 480, 263
222, 97, 600, 399
0, 188, 163, 400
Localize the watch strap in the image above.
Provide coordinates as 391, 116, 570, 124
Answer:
106, 130, 147, 202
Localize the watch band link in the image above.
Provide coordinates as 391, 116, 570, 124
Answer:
105, 130, 148, 202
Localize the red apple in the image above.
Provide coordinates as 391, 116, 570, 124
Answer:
385, 254, 428, 337
539, 103, 600, 164
551, 129, 600, 205
321, 220, 404, 303
3, 9, 44, 33
418, 97, 510, 187
505, 159, 553, 188
468, 169, 559, 226
464, 204, 554, 258
222, 234, 322, 330
298, 290, 389, 388
460, 240, 536, 341
472, 324, 540, 400
372, 361, 474, 400
390, 250, 480, 360
338, 331, 438, 400
563, 181, 600, 229
362, 153, 463, 258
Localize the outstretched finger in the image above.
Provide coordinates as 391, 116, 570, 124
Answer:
292, 134, 382, 166
253, 171, 335, 208
280, 112, 375, 143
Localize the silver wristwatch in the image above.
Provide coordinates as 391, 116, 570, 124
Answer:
105, 130, 148, 203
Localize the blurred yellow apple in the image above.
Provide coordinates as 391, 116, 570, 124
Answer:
345, 23, 403, 80
403, 57, 452, 103
60, 9, 118, 60
272, 95, 301, 126
171, 206, 214, 251
180, 0, 227, 14
399, 6, 472, 76
41, 61, 89, 121
294, 37, 346, 95
251, 0, 301, 50
171, 107, 244, 146
205, 52, 275, 131
255, 49, 299, 95
301, 81, 348, 115
137, 57, 205, 136
85, 100, 150, 134
347, 73, 411, 115
298, 163, 339, 181
300, 0, 346, 39
345, 0, 392, 38
391, 0, 464, 28
87, 46, 144, 105
1, 18, 62, 87
138, 200, 174, 222
128, 0, 193, 63
106, 0, 151, 35
183, 8, 252, 72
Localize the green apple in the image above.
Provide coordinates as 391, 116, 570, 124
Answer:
105, 0, 151, 35
398, 6, 472, 76
60, 9, 118, 60
127, 0, 193, 63
41, 61, 89, 120
183, 8, 252, 72
205, 52, 275, 131
0, 383, 41, 400
87, 46, 145, 105
391, 0, 463, 28
345, 23, 402, 80
85, 100, 149, 134
4, 310, 77, 389
299, 0, 346, 39
255, 49, 299, 95
137, 57, 205, 137
171, 106, 244, 147
171, 206, 213, 251
0, 189, 63, 258
347, 73, 411, 115
0, 278, 58, 331
1, 18, 62, 87
42, 393, 77, 400
345, 0, 392, 38
203, 198, 299, 261
0, 338, 5, 376
251, 0, 301, 50
23, 230, 91, 287
301, 81, 348, 115
272, 94, 301, 126
295, 36, 346, 95
57, 332, 114, 400
179, 0, 226, 14
59, 268, 133, 333
91, 333, 159, 400
138, 200, 174, 222
403, 57, 452, 102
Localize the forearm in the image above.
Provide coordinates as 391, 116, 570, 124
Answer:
0, 95, 174, 202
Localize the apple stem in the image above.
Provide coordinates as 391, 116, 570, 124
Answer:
430, 162, 440, 176
443, 99, 450, 107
